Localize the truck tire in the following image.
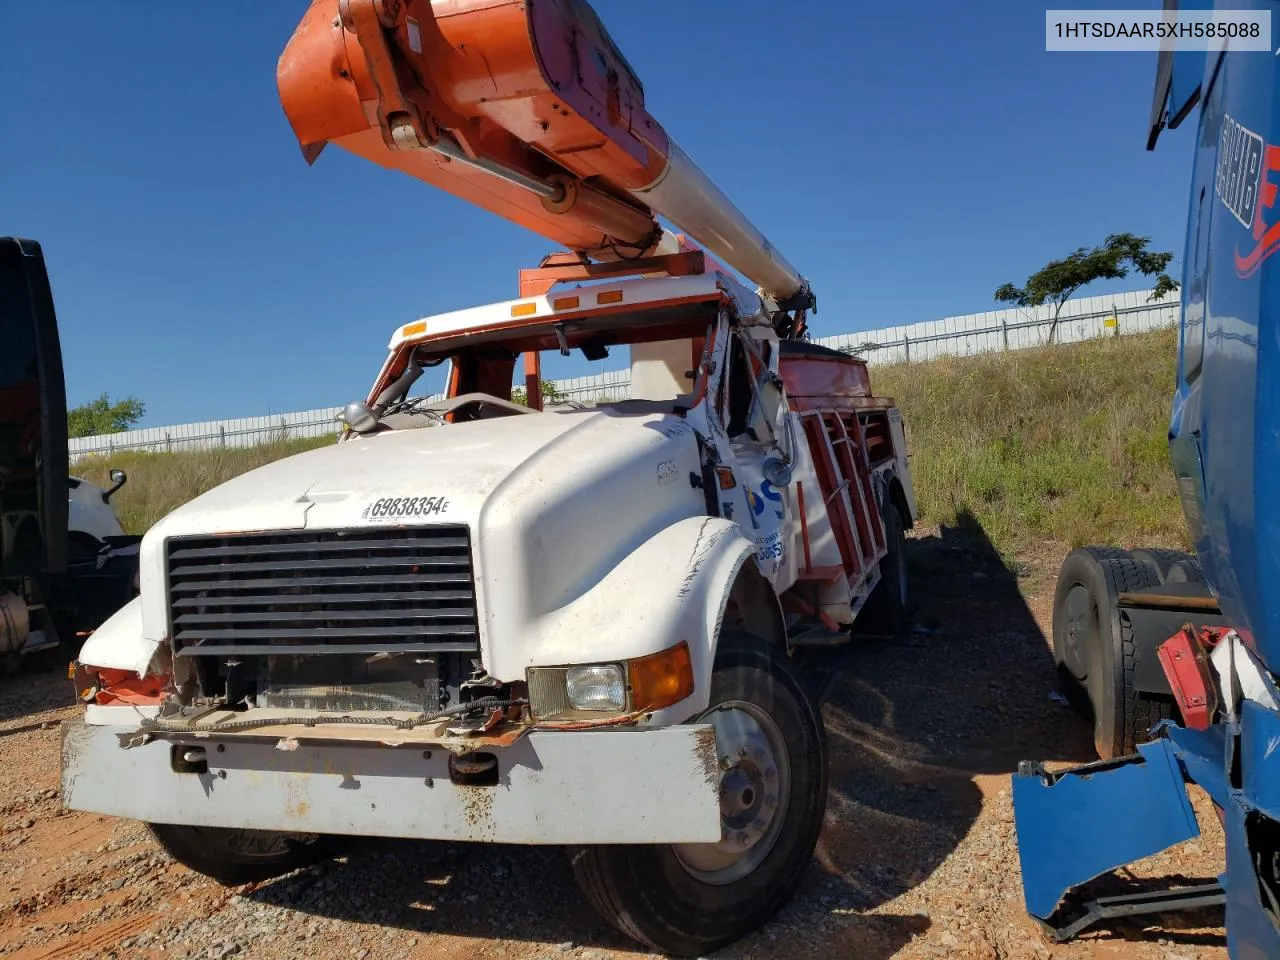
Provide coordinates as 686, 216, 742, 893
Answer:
1130, 547, 1205, 585
146, 824, 337, 886
857, 500, 910, 635
1051, 549, 1173, 760
1051, 547, 1140, 712
570, 631, 827, 957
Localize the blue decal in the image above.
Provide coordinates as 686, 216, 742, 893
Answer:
761, 479, 784, 519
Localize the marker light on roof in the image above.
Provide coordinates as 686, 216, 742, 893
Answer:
401, 320, 427, 337
552, 295, 580, 310
511, 302, 538, 317
596, 290, 624, 305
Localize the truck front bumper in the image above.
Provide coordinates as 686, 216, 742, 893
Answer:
61, 719, 723, 844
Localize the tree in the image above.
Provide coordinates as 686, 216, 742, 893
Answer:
67, 393, 146, 438
994, 233, 1179, 343
510, 379, 569, 407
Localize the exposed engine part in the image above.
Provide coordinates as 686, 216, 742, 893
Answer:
260, 652, 451, 713
459, 662, 502, 701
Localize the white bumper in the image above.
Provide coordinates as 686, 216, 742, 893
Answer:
61, 720, 722, 845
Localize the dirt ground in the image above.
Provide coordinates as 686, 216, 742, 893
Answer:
0, 523, 1227, 960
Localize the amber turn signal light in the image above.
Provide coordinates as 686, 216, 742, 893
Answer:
628, 641, 694, 712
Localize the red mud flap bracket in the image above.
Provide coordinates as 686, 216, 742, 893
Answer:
1156, 626, 1226, 730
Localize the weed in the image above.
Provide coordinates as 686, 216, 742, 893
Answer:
874, 326, 1184, 562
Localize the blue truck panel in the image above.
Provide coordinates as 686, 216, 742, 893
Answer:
1170, 9, 1280, 667
1014, 5, 1280, 955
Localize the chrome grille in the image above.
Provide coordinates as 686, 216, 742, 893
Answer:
164, 526, 478, 657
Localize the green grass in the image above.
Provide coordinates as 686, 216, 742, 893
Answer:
74, 328, 1187, 563
74, 436, 333, 535
872, 326, 1186, 560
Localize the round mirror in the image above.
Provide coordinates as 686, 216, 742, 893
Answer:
762, 456, 793, 489
341, 401, 380, 434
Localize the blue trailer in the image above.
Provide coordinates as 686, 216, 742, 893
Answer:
1013, 3, 1280, 955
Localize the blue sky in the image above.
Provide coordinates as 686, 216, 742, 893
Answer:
3, 1, 1198, 427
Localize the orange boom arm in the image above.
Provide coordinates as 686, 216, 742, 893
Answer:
277, 0, 811, 304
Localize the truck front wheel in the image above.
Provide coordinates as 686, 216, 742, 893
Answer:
146, 823, 337, 886
570, 631, 828, 957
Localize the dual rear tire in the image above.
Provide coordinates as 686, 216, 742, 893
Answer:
1051, 546, 1198, 759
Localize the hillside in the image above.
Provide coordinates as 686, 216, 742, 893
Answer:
871, 325, 1185, 559
74, 327, 1186, 561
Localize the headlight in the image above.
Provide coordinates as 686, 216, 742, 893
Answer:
526, 642, 695, 721
565, 664, 626, 711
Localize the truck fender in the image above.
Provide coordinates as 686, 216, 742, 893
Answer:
77, 597, 167, 677
526, 515, 774, 725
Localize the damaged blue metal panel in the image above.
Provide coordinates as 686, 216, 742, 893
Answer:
1168, 723, 1231, 809
1222, 794, 1280, 960
1221, 701, 1280, 958
1241, 701, 1280, 818
1013, 739, 1201, 921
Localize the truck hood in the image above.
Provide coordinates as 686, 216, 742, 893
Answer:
135, 406, 708, 675
145, 410, 633, 537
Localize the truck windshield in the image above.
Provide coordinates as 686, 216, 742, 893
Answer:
383, 305, 720, 410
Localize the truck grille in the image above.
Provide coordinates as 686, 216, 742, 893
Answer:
164, 526, 479, 657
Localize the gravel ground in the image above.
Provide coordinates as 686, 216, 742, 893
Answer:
0, 526, 1227, 960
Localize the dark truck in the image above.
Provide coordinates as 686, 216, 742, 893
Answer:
0, 236, 139, 672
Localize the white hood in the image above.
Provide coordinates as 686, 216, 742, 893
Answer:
134, 407, 708, 677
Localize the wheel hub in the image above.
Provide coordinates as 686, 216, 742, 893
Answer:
672, 700, 790, 885
1061, 584, 1093, 681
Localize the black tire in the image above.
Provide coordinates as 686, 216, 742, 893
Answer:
1130, 547, 1205, 585
570, 631, 828, 957
147, 823, 338, 886
1051, 549, 1174, 760
1051, 547, 1138, 693
857, 498, 910, 634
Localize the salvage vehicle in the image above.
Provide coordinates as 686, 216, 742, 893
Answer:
1012, 3, 1280, 956
59, 1, 915, 954
1, 236, 141, 671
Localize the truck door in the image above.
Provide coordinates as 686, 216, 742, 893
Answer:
715, 325, 796, 590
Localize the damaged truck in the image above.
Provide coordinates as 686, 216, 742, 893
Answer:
58, 1, 917, 955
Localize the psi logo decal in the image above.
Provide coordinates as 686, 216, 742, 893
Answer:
747, 481, 785, 521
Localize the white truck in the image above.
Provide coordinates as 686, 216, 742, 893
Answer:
59, 1, 918, 954
63, 252, 915, 955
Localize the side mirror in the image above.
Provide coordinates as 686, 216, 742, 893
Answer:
106, 469, 128, 499
762, 456, 794, 489
340, 401, 380, 434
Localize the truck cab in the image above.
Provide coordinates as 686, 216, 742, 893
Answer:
62, 248, 914, 956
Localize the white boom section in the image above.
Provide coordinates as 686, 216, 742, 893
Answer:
631, 141, 806, 303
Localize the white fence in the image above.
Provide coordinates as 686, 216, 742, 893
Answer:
68, 287, 1179, 461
